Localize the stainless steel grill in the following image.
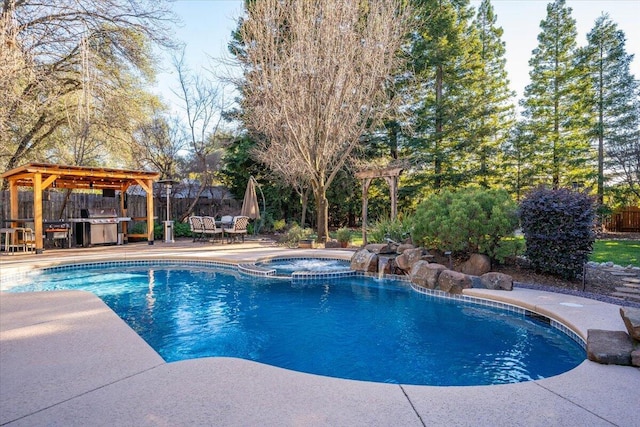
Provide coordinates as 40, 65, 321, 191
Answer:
71, 208, 128, 246
82, 208, 118, 222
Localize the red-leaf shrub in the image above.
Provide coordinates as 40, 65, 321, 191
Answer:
519, 187, 596, 279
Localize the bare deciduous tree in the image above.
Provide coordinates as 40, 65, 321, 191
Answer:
255, 142, 312, 227
608, 137, 640, 201
0, 0, 175, 176
133, 109, 187, 180
237, 0, 410, 241
173, 50, 231, 221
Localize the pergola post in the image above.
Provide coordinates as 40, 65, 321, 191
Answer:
33, 172, 44, 253
146, 179, 154, 245
355, 166, 404, 247
9, 180, 18, 226
120, 184, 129, 242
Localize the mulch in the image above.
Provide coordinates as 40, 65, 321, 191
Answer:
492, 232, 640, 308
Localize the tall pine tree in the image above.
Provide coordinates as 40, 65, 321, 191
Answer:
581, 14, 640, 205
501, 118, 538, 201
406, 0, 483, 192
469, 0, 515, 188
520, 0, 595, 190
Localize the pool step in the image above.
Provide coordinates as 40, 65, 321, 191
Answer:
237, 263, 276, 277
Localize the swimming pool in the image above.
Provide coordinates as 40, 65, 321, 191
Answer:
6, 262, 585, 386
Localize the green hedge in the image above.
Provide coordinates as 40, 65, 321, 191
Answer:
130, 221, 193, 239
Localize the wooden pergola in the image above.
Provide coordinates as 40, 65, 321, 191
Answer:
355, 165, 404, 246
1, 163, 160, 253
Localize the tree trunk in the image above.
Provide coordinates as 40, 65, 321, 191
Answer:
178, 178, 208, 222
597, 44, 605, 206
314, 186, 329, 243
300, 187, 310, 228
434, 64, 443, 190
56, 189, 73, 219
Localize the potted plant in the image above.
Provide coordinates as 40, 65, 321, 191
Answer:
336, 227, 352, 248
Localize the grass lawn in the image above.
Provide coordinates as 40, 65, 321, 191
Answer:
590, 240, 640, 267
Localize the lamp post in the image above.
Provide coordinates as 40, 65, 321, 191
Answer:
158, 179, 177, 243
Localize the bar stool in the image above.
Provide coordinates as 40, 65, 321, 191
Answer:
20, 228, 36, 253
1, 227, 21, 253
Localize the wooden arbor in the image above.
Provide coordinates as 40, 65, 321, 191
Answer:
1, 163, 160, 253
355, 166, 403, 245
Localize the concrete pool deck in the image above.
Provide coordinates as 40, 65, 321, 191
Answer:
1, 240, 639, 426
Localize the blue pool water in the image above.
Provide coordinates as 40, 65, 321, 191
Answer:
8, 265, 585, 386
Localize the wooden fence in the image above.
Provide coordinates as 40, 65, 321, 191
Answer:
603, 206, 640, 232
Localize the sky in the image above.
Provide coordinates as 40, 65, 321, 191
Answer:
154, 0, 640, 115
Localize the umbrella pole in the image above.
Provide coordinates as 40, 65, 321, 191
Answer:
251, 176, 266, 235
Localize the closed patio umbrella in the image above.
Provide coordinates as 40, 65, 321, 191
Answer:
241, 176, 260, 219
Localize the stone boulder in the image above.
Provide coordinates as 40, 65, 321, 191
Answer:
587, 329, 634, 365
459, 253, 491, 276
324, 240, 341, 249
396, 248, 425, 272
437, 270, 473, 294
379, 257, 395, 275
410, 261, 447, 290
350, 249, 378, 273
397, 243, 416, 254
479, 272, 513, 291
619, 307, 640, 341
363, 243, 396, 255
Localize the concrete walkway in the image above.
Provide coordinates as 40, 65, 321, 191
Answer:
1, 241, 639, 426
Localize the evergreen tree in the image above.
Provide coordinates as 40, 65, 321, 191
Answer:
501, 119, 538, 201
406, 0, 483, 192
581, 14, 640, 204
520, 0, 595, 190
469, 0, 515, 188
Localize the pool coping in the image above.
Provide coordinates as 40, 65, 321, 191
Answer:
1, 242, 639, 426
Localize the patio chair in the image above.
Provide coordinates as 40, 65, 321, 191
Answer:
188, 216, 205, 242
223, 216, 249, 243
202, 216, 224, 242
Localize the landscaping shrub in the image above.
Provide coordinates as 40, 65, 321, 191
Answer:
519, 187, 596, 279
411, 188, 519, 262
367, 215, 413, 244
128, 222, 161, 239
130, 221, 191, 239
174, 221, 192, 238
278, 223, 315, 247
272, 219, 287, 232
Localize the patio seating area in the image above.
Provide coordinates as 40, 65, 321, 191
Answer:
1, 240, 638, 426
188, 215, 249, 244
